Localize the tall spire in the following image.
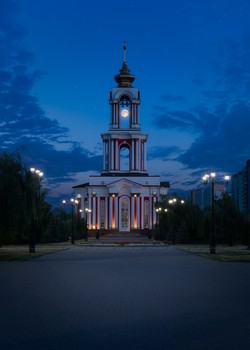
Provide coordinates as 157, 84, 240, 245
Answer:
123, 41, 126, 63
114, 41, 135, 88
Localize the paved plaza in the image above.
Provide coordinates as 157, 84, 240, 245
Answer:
1, 245, 250, 350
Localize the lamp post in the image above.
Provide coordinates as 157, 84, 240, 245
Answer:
85, 208, 91, 241
62, 198, 78, 244
156, 207, 162, 239
224, 175, 231, 194
29, 167, 43, 253
203, 173, 216, 254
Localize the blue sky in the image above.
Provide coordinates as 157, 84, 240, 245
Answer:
1, 0, 250, 205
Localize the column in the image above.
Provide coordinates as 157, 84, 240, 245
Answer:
111, 140, 114, 170
132, 104, 135, 125
115, 104, 119, 126
109, 196, 113, 229
131, 196, 135, 229
115, 139, 119, 170
141, 196, 144, 229
97, 196, 100, 229
105, 196, 108, 229
92, 195, 96, 229
112, 104, 115, 125
144, 142, 147, 171
136, 140, 139, 170
115, 196, 119, 229
136, 196, 140, 229
88, 197, 92, 229
103, 142, 105, 171
138, 140, 141, 171
131, 140, 135, 170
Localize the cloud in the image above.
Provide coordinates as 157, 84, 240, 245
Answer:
147, 146, 182, 160
178, 101, 250, 173
151, 34, 250, 182
205, 35, 250, 102
0, 0, 102, 201
151, 107, 202, 132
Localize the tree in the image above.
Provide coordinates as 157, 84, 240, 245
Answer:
0, 150, 51, 245
0, 151, 27, 244
44, 208, 70, 243
215, 193, 249, 245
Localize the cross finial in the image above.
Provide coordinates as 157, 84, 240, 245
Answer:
123, 41, 126, 63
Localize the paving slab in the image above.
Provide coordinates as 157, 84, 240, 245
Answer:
1, 246, 250, 350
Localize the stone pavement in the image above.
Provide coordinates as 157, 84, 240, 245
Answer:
1, 245, 250, 350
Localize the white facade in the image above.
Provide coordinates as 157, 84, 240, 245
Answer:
73, 48, 169, 233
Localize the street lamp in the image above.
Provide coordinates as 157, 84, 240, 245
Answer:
62, 198, 78, 244
203, 172, 216, 254
156, 207, 162, 239
85, 208, 92, 241
29, 167, 43, 253
224, 175, 231, 193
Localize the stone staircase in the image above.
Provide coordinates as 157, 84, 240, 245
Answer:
97, 231, 156, 245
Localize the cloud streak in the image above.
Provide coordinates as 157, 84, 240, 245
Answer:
151, 34, 250, 180
0, 0, 102, 202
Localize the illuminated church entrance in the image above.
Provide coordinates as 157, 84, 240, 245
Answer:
73, 43, 169, 233
120, 196, 130, 232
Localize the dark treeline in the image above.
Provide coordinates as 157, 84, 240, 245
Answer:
0, 151, 84, 245
1, 151, 250, 246
155, 194, 250, 246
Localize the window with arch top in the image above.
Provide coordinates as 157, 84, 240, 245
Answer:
119, 96, 130, 128
120, 144, 130, 171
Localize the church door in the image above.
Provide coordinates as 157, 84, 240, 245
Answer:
119, 196, 130, 232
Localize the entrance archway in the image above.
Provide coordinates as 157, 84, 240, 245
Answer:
119, 196, 130, 232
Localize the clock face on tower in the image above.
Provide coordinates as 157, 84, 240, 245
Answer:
121, 108, 129, 117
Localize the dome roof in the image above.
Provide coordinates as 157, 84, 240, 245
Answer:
114, 42, 135, 88
114, 62, 135, 88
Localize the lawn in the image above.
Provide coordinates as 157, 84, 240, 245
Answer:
178, 244, 250, 262
0, 243, 70, 261
2, 242, 250, 262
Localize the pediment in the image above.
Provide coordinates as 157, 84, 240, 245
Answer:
107, 178, 143, 188
107, 178, 143, 196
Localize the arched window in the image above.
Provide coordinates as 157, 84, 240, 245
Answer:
120, 144, 130, 171
119, 96, 130, 128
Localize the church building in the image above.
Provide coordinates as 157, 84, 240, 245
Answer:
73, 44, 169, 233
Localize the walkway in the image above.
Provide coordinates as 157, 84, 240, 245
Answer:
1, 246, 250, 349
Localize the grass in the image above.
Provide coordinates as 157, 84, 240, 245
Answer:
0, 242, 70, 261
178, 244, 250, 262
2, 242, 250, 262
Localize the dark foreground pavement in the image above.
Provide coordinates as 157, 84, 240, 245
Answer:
1, 246, 250, 350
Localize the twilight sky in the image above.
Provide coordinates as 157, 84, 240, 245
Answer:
1, 0, 250, 205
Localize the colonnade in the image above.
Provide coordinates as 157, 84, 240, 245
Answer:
79, 193, 159, 231
102, 138, 147, 172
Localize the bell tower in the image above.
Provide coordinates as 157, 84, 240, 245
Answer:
73, 42, 169, 233
101, 42, 148, 176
